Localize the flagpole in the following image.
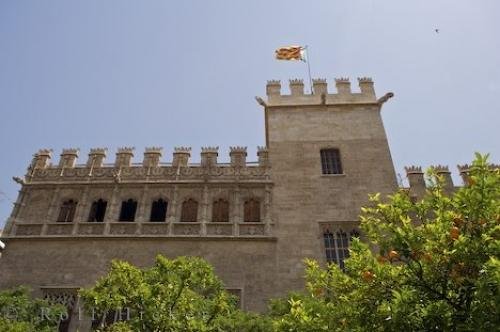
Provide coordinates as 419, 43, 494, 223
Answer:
304, 45, 313, 94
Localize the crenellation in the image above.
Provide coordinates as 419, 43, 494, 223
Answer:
172, 147, 191, 168
312, 78, 327, 95
257, 146, 269, 167
143, 147, 163, 168
31, 149, 53, 170
266, 80, 281, 97
335, 77, 351, 95
262, 76, 380, 106
230, 146, 247, 167
59, 148, 80, 168
87, 148, 107, 168
201, 146, 219, 167
289, 79, 304, 96
404, 165, 423, 174
115, 147, 135, 168
404, 165, 425, 198
357, 77, 375, 98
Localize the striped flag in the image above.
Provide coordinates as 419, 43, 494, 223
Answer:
275, 46, 306, 61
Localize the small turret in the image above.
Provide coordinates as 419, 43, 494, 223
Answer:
358, 77, 375, 98
230, 146, 247, 167
115, 147, 134, 168
405, 166, 426, 199
257, 146, 269, 167
201, 147, 218, 168
59, 148, 79, 168
143, 147, 163, 168
335, 77, 351, 95
172, 147, 191, 168
431, 165, 454, 193
31, 149, 52, 169
312, 79, 327, 95
266, 80, 281, 101
87, 148, 107, 168
289, 79, 304, 96
457, 164, 470, 185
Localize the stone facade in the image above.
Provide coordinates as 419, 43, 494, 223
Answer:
0, 77, 479, 331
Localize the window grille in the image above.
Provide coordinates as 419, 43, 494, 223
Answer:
57, 200, 77, 222
212, 199, 229, 222
323, 229, 359, 270
180, 199, 198, 222
320, 149, 343, 174
243, 199, 261, 222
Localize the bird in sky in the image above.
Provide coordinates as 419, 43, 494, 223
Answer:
435, 28, 440, 33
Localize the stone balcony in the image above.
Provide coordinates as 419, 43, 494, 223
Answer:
9, 220, 274, 239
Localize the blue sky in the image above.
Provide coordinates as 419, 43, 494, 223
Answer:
1, 1, 499, 227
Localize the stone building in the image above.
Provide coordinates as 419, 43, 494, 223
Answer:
0, 77, 474, 331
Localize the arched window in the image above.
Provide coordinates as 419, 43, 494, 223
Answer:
324, 229, 359, 270
320, 148, 343, 174
119, 199, 137, 222
88, 199, 107, 222
212, 199, 229, 222
150, 199, 168, 222
180, 199, 198, 222
57, 199, 78, 222
243, 199, 260, 222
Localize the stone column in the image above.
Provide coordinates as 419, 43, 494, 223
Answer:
167, 185, 179, 235
136, 185, 149, 234
232, 185, 241, 236
104, 185, 120, 235
200, 185, 209, 236
42, 187, 61, 235
264, 185, 272, 235
72, 186, 90, 235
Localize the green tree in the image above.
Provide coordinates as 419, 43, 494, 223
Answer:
271, 154, 499, 331
80, 255, 267, 331
0, 286, 67, 332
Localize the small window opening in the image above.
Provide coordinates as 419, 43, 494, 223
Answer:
119, 199, 137, 222
150, 199, 168, 222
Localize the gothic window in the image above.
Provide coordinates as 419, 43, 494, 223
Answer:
324, 229, 359, 270
88, 199, 107, 222
212, 199, 229, 222
180, 199, 198, 222
57, 200, 77, 222
244, 199, 260, 222
119, 199, 137, 222
320, 148, 343, 175
150, 198, 168, 222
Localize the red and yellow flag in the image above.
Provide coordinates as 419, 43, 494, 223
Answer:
275, 46, 305, 61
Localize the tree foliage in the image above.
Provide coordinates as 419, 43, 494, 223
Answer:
0, 286, 66, 332
80, 255, 271, 331
271, 154, 499, 331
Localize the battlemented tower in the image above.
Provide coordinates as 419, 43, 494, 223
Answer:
0, 77, 427, 331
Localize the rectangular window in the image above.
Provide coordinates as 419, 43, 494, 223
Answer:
320, 149, 343, 174
323, 229, 359, 270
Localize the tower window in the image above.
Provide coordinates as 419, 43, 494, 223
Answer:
244, 199, 260, 222
88, 199, 107, 222
212, 199, 229, 222
324, 229, 359, 270
119, 199, 137, 222
150, 199, 168, 222
320, 149, 343, 174
57, 200, 77, 222
180, 199, 198, 222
